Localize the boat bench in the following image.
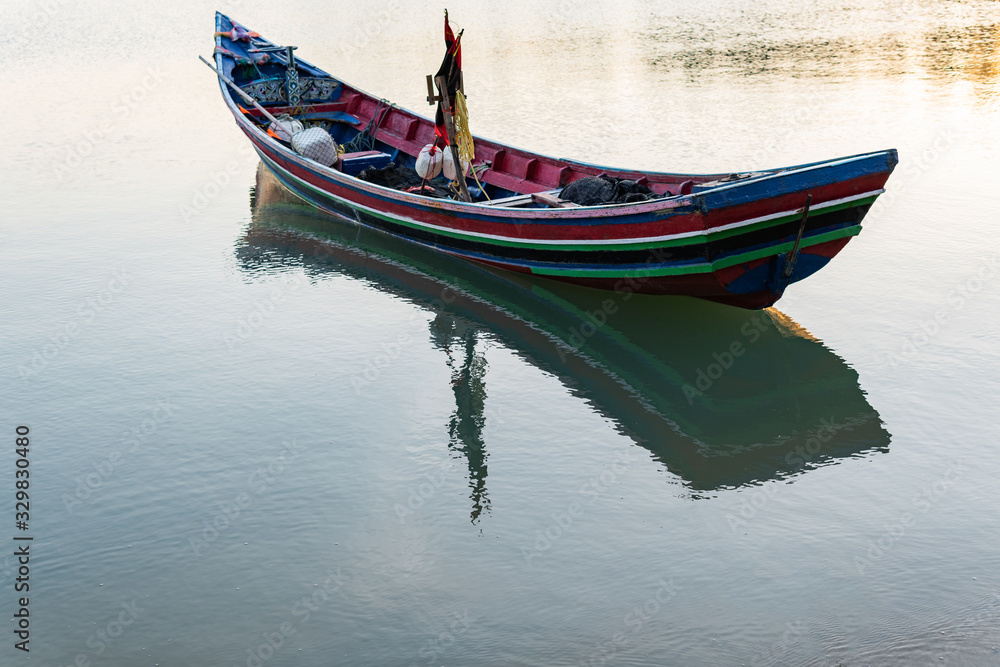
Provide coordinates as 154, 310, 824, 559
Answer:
489, 189, 578, 208
337, 151, 393, 175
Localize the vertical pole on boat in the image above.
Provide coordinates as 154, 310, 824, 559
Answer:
285, 46, 301, 107
435, 74, 472, 202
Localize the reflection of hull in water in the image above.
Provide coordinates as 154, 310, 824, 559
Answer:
240, 165, 890, 495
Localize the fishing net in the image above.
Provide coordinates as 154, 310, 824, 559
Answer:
559, 176, 660, 206
290, 127, 339, 167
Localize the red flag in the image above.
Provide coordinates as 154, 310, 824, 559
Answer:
433, 11, 462, 146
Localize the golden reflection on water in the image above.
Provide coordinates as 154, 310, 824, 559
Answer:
642, 17, 1000, 102
923, 22, 1000, 91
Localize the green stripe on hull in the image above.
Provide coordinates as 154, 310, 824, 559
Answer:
529, 226, 863, 279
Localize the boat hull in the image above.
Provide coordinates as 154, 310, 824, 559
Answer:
249, 134, 884, 308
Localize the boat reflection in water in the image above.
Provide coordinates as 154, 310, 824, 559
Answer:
238, 165, 890, 514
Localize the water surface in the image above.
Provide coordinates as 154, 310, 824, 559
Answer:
2, 1, 999, 665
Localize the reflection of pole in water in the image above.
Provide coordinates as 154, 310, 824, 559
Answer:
430, 313, 490, 524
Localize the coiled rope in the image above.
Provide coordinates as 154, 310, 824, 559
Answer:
342, 98, 394, 154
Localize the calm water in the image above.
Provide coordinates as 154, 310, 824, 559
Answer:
3, 1, 1000, 665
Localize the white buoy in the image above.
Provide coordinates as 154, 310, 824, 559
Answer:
415, 143, 443, 179
441, 145, 470, 181
268, 115, 303, 141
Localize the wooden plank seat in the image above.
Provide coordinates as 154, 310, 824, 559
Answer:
530, 192, 579, 208
488, 188, 571, 208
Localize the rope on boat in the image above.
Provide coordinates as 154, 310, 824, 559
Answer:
342, 98, 394, 154
450, 90, 491, 202
453, 91, 474, 166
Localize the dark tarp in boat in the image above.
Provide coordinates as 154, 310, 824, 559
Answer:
560, 175, 661, 206
358, 163, 452, 198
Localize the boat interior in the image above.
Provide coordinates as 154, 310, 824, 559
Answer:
215, 18, 769, 208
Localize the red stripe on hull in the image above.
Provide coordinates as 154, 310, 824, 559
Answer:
250, 131, 883, 246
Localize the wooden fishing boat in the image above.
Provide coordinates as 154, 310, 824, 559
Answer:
209, 12, 897, 309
